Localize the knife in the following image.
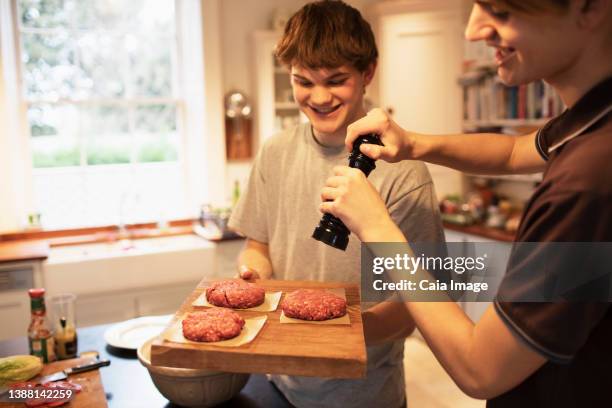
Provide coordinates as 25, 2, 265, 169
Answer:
39, 359, 111, 384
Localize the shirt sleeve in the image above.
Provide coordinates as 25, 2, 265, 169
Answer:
535, 128, 549, 161
388, 180, 445, 244
495, 190, 611, 363
227, 150, 269, 243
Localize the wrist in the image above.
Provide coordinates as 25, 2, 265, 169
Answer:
358, 217, 405, 243
408, 131, 429, 160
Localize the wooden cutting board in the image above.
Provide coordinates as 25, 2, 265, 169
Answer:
2, 357, 107, 408
150, 279, 367, 379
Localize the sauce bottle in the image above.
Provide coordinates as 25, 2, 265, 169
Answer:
27, 288, 56, 363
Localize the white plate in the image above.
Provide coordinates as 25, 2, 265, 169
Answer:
104, 315, 173, 350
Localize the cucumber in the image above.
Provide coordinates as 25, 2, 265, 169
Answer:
0, 355, 43, 385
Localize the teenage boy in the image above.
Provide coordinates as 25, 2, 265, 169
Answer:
228, 1, 444, 407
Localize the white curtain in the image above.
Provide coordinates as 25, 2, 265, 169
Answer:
0, 0, 32, 232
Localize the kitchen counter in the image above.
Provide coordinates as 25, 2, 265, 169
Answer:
443, 222, 516, 242
0, 240, 49, 264
0, 324, 293, 408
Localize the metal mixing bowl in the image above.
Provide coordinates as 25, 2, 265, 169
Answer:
137, 338, 250, 407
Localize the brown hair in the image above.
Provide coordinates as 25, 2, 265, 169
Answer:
489, 0, 570, 14
275, 0, 378, 72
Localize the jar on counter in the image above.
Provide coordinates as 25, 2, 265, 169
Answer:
50, 293, 78, 360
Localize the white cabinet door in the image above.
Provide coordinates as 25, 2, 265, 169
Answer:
0, 292, 30, 340
76, 293, 136, 328
136, 283, 197, 317
0, 261, 38, 340
444, 229, 467, 243
378, 9, 465, 199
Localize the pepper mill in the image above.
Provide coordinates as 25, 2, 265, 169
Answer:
312, 133, 383, 250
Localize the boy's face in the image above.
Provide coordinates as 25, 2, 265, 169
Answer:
465, 1, 586, 87
291, 64, 374, 140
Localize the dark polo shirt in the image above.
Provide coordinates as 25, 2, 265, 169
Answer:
488, 77, 612, 407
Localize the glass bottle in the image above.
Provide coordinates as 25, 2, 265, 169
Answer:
28, 288, 56, 363
50, 294, 78, 360
232, 180, 241, 208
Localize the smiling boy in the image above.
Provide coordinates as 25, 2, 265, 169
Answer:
228, 1, 445, 407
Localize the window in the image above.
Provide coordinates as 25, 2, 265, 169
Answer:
16, 0, 187, 228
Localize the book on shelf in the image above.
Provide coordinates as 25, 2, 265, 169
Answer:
459, 67, 565, 126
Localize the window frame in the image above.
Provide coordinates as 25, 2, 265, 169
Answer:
1, 0, 226, 231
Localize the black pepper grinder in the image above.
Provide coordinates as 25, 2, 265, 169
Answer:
312, 133, 384, 250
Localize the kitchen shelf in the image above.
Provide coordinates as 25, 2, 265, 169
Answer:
275, 102, 299, 109
443, 221, 516, 242
463, 118, 550, 129
465, 173, 542, 183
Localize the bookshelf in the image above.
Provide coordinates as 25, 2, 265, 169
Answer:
459, 69, 564, 128
459, 42, 562, 183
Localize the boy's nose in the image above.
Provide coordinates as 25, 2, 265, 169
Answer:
310, 86, 333, 105
465, 4, 496, 41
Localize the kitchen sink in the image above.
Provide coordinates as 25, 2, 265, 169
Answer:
43, 234, 216, 296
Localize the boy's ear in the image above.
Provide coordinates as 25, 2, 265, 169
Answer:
363, 62, 377, 86
575, 0, 611, 30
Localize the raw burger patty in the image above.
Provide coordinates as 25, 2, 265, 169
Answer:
206, 279, 265, 309
281, 289, 347, 321
182, 309, 245, 342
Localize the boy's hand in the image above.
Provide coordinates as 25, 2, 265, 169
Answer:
345, 108, 417, 163
319, 166, 397, 241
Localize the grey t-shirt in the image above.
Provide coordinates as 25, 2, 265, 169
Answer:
229, 123, 444, 408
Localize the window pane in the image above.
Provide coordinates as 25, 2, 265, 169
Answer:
82, 105, 130, 165
135, 104, 176, 133
21, 31, 77, 99
20, 0, 184, 229
132, 0, 175, 34
71, 0, 126, 29
19, 0, 70, 28
135, 104, 178, 163
76, 32, 125, 98
128, 35, 174, 97
71, 0, 174, 31
29, 104, 80, 168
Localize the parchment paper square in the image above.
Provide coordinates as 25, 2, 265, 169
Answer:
280, 288, 351, 325
192, 291, 282, 312
162, 315, 267, 347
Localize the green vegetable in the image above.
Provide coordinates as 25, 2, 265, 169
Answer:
0, 355, 43, 385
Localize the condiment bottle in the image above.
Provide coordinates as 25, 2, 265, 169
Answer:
50, 293, 78, 360
27, 288, 56, 363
